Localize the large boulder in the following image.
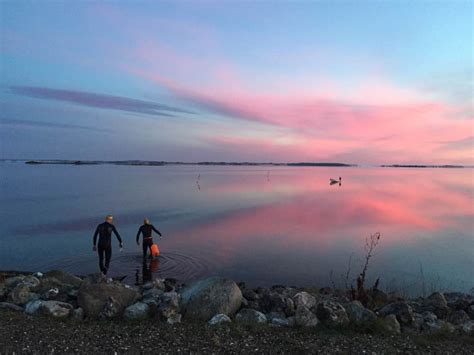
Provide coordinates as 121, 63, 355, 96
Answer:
43, 270, 82, 288
424, 292, 449, 319
77, 282, 140, 319
180, 277, 242, 321
124, 302, 150, 320
294, 306, 319, 327
344, 301, 377, 326
235, 308, 267, 324
378, 302, 414, 325
83, 273, 106, 285
39, 300, 73, 318
293, 292, 316, 310
316, 301, 349, 328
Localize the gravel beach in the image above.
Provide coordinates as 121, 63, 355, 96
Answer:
1, 309, 473, 354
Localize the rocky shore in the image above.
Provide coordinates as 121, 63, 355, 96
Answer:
1, 270, 473, 353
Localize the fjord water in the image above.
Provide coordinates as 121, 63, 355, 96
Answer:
0, 163, 473, 295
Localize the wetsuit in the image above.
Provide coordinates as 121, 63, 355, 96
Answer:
93, 222, 123, 274
136, 224, 162, 258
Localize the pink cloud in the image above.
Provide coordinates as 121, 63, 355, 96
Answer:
87, 6, 474, 164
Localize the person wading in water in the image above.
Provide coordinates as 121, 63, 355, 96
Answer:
93, 215, 123, 275
136, 218, 162, 258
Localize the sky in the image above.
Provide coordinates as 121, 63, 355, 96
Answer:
0, 0, 472, 164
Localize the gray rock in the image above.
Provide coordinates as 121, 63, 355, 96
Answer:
39, 300, 73, 318
4, 276, 26, 288
378, 302, 414, 325
0, 283, 7, 300
45, 288, 60, 300
344, 301, 377, 325
157, 291, 180, 319
382, 314, 401, 334
425, 292, 447, 309
293, 292, 316, 310
21, 275, 41, 288
153, 279, 166, 291
295, 306, 319, 327
448, 309, 470, 325
208, 313, 232, 325
262, 292, 295, 316
467, 305, 474, 320
98, 296, 121, 320
461, 320, 474, 336
424, 292, 449, 319
142, 282, 154, 290
444, 292, 474, 310
316, 301, 349, 327
242, 288, 258, 301
24, 300, 43, 314
8, 284, 33, 305
403, 312, 424, 334
124, 302, 149, 320
266, 311, 287, 322
142, 288, 164, 300
43, 270, 82, 288
77, 282, 140, 318
72, 307, 85, 321
160, 292, 179, 309
164, 278, 178, 292
0, 302, 23, 312
369, 289, 389, 309
270, 317, 291, 327
180, 277, 242, 321
235, 308, 267, 324
421, 311, 437, 323
422, 319, 455, 334
167, 313, 182, 324
83, 272, 107, 284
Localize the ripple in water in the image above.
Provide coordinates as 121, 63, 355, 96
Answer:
35, 249, 214, 285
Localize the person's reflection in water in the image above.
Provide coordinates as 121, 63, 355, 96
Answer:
136, 258, 160, 284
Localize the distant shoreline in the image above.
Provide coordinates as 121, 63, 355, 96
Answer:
0, 159, 469, 168
2, 159, 355, 167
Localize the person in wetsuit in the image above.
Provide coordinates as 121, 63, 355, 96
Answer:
136, 218, 162, 258
93, 215, 123, 275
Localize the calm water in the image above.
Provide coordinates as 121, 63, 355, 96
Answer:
0, 163, 473, 295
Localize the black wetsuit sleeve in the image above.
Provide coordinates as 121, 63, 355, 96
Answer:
93, 225, 100, 246
152, 225, 162, 236
136, 226, 142, 243
112, 225, 123, 244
